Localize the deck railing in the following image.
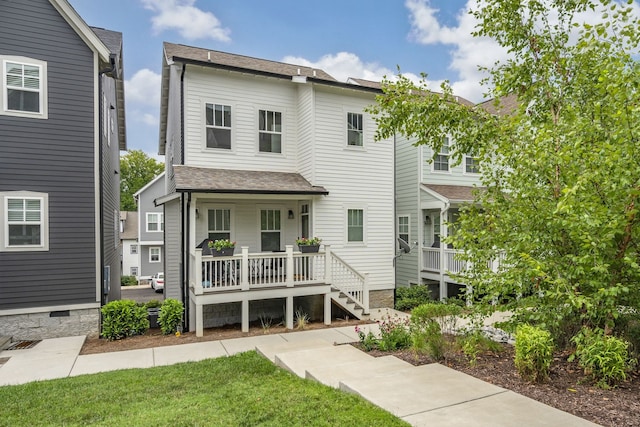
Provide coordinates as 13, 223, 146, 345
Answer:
422, 247, 502, 275
190, 245, 367, 312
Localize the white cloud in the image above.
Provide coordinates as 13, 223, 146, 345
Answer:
140, 0, 230, 41
125, 68, 161, 107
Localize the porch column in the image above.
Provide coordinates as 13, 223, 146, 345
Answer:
241, 299, 249, 332
362, 273, 370, 314
439, 204, 449, 301
286, 295, 294, 329
241, 246, 249, 290
285, 245, 294, 287
194, 249, 203, 295
195, 302, 203, 337
324, 244, 332, 284
324, 292, 331, 325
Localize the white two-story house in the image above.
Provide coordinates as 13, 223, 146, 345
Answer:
394, 125, 484, 300
157, 43, 395, 335
134, 172, 165, 282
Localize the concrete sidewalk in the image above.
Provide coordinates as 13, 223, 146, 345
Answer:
0, 320, 599, 426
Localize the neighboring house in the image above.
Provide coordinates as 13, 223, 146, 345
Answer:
158, 43, 395, 335
120, 211, 139, 278
0, 0, 125, 339
134, 172, 165, 282
394, 94, 482, 300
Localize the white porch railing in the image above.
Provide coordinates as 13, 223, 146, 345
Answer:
422, 247, 502, 275
190, 244, 367, 312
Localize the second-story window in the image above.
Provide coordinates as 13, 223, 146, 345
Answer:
258, 110, 282, 153
347, 112, 363, 146
465, 155, 480, 174
205, 103, 231, 149
433, 137, 450, 171
1, 57, 47, 119
147, 212, 164, 232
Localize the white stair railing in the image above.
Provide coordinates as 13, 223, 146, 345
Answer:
329, 248, 369, 314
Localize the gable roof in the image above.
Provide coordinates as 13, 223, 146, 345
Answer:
173, 166, 328, 195
422, 184, 481, 203
134, 172, 165, 198
119, 211, 138, 240
477, 93, 519, 116
164, 42, 337, 82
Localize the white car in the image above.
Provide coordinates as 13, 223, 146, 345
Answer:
151, 272, 164, 293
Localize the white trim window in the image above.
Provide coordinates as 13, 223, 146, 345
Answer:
260, 209, 281, 251
146, 212, 164, 232
465, 155, 480, 174
205, 103, 232, 149
0, 192, 49, 251
398, 215, 409, 248
149, 247, 161, 263
258, 109, 282, 153
347, 112, 363, 147
130, 267, 138, 276
347, 208, 364, 243
1, 57, 47, 119
208, 208, 231, 241
130, 244, 138, 254
433, 137, 450, 172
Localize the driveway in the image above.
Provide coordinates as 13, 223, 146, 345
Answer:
121, 285, 163, 303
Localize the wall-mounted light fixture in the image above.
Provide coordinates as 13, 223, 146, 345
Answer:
195, 209, 199, 219
288, 209, 294, 220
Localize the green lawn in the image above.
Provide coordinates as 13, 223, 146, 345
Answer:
0, 351, 408, 426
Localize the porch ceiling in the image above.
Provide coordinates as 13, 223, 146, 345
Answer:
421, 184, 481, 204
174, 166, 329, 195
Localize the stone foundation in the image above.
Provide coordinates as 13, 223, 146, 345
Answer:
0, 308, 100, 340
369, 289, 394, 309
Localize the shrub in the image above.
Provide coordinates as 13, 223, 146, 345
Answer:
571, 328, 633, 388
120, 275, 138, 286
514, 324, 554, 382
355, 325, 379, 352
145, 299, 162, 309
410, 302, 462, 360
395, 285, 435, 311
457, 330, 502, 366
158, 298, 184, 335
101, 299, 149, 340
411, 302, 462, 335
378, 316, 411, 351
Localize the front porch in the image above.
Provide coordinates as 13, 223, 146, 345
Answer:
188, 245, 369, 336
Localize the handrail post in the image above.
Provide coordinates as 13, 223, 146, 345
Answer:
285, 245, 294, 287
324, 244, 332, 284
194, 248, 203, 295
363, 272, 370, 314
241, 246, 249, 290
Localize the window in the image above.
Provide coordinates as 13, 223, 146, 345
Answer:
433, 137, 450, 171
465, 155, 480, 174
433, 214, 441, 247
258, 110, 282, 153
260, 209, 281, 251
130, 267, 138, 276
347, 209, 364, 242
1, 192, 48, 251
347, 112, 363, 146
130, 244, 138, 254
205, 103, 231, 149
1, 57, 47, 118
149, 247, 161, 263
146, 213, 164, 232
208, 208, 231, 241
398, 216, 409, 248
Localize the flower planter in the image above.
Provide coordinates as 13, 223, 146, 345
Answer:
298, 244, 320, 253
212, 247, 235, 257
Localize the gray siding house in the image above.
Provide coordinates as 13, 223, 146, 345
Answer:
134, 173, 165, 281
0, 0, 126, 339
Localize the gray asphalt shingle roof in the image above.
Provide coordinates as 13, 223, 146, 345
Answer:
423, 184, 481, 202
173, 166, 328, 195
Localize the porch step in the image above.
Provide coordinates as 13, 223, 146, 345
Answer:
330, 291, 368, 321
0, 336, 11, 351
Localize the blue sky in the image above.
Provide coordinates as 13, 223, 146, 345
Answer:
66, 0, 637, 157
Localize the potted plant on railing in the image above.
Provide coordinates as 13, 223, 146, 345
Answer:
208, 239, 236, 257
296, 237, 322, 253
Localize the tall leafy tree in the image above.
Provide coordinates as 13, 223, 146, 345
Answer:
120, 150, 164, 211
370, 0, 640, 333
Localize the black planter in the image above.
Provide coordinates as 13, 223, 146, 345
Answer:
211, 247, 235, 257
298, 245, 320, 253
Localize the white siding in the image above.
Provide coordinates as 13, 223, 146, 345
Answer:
183, 66, 299, 172
296, 84, 315, 183
311, 87, 395, 292
165, 64, 183, 194
421, 145, 482, 186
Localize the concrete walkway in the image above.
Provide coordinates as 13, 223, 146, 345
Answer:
0, 317, 599, 426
